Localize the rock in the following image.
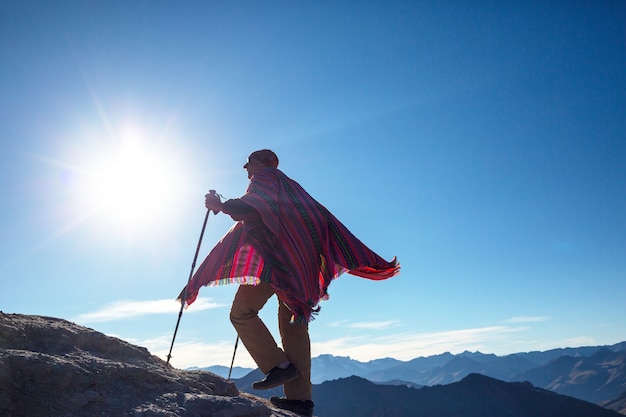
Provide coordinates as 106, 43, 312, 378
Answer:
0, 312, 296, 417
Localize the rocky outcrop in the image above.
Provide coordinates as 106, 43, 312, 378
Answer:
0, 312, 295, 417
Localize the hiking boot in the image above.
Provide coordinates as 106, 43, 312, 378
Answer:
252, 363, 299, 390
270, 396, 314, 417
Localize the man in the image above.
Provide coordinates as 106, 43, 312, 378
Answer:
179, 149, 399, 416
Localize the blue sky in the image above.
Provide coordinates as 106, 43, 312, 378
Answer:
1, 1, 625, 369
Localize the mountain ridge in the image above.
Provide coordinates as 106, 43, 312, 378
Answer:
309, 373, 623, 417
204, 340, 626, 406
205, 341, 626, 382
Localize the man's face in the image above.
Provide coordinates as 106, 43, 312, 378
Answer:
243, 155, 264, 179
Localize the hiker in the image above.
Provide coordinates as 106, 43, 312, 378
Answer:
178, 149, 399, 416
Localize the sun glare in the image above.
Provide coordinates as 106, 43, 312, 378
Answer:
70, 123, 188, 237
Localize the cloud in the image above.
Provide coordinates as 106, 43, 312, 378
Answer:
564, 336, 596, 347
133, 323, 566, 369
505, 315, 550, 323
347, 320, 401, 329
74, 297, 224, 323
134, 334, 257, 369
326, 319, 401, 329
311, 325, 527, 362
327, 319, 350, 328
134, 324, 529, 369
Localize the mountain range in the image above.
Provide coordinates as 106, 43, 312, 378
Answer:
201, 341, 626, 412
312, 373, 622, 417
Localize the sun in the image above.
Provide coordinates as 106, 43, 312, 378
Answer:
70, 123, 188, 237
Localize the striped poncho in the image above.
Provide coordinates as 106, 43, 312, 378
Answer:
180, 167, 399, 323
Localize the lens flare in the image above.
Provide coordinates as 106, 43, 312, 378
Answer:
65, 121, 190, 239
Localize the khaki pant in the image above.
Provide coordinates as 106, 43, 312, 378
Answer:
230, 282, 312, 401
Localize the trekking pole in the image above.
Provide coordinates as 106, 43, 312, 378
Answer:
166, 190, 218, 366
227, 336, 240, 380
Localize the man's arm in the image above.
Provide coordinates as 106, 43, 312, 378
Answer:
221, 199, 262, 221
204, 192, 261, 221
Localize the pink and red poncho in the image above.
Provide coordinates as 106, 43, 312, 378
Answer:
179, 167, 399, 323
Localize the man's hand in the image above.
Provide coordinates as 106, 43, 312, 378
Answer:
205, 190, 223, 214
